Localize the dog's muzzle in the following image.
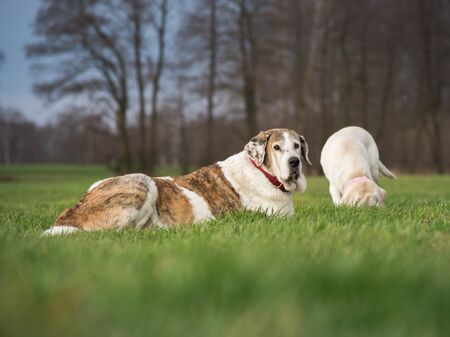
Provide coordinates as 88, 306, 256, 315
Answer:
288, 156, 300, 179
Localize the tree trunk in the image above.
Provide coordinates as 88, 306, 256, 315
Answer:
375, 44, 396, 145
238, 0, 257, 139
116, 104, 132, 173
178, 97, 189, 175
409, 124, 423, 173
339, 17, 352, 126
319, 21, 331, 147
133, 2, 147, 172
359, 18, 369, 128
300, 0, 323, 123
203, 0, 217, 166
87, 14, 133, 173
243, 74, 257, 138
418, 0, 444, 174
2, 122, 11, 164
428, 115, 444, 173
291, 0, 307, 130
148, 0, 167, 174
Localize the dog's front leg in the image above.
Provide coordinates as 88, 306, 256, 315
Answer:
329, 185, 341, 205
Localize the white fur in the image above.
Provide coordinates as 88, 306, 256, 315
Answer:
177, 185, 214, 222
219, 152, 296, 215
278, 131, 300, 180
320, 126, 394, 206
110, 174, 165, 229
135, 176, 161, 228
42, 225, 79, 236
87, 177, 112, 192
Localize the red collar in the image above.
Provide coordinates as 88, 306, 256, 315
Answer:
249, 158, 288, 193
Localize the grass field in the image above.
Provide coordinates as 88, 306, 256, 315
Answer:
1, 165, 449, 337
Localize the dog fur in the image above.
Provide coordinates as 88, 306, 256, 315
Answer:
43, 128, 311, 235
320, 126, 396, 207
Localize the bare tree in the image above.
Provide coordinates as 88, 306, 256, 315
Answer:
317, 1, 332, 146
174, 75, 190, 174
127, 0, 150, 171
416, 0, 446, 173
338, 10, 353, 126
0, 106, 24, 164
27, 0, 133, 172
237, 0, 259, 138
0, 104, 115, 165
148, 0, 168, 174
374, 4, 401, 144
177, 0, 224, 165
358, 7, 370, 128
204, 0, 218, 165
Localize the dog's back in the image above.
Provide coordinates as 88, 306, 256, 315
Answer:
321, 126, 377, 180
325, 126, 376, 155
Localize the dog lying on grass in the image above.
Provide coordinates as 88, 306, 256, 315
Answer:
320, 126, 396, 207
44, 128, 311, 235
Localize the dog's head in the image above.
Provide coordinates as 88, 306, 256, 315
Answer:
340, 180, 386, 206
245, 128, 311, 192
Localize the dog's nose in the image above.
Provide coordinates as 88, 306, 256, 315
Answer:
288, 157, 300, 168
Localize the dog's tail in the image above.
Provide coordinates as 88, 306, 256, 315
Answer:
379, 161, 397, 179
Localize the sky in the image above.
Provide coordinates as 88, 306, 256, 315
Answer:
0, 0, 57, 124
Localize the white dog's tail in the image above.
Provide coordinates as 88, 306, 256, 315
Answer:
379, 161, 397, 179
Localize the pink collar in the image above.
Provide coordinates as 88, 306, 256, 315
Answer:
342, 175, 370, 193
249, 158, 288, 193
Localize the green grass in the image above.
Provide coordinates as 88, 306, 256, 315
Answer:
0, 165, 449, 337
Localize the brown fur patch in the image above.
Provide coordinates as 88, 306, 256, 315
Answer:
173, 164, 242, 216
351, 181, 372, 196
54, 174, 149, 230
247, 128, 300, 171
264, 129, 284, 170
153, 178, 195, 226
262, 128, 299, 172
341, 180, 381, 206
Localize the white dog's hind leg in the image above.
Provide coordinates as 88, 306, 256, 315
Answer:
42, 226, 80, 236
329, 185, 341, 205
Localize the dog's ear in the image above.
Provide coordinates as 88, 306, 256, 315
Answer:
299, 135, 312, 165
245, 131, 270, 165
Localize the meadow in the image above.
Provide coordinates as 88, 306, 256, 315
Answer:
0, 165, 449, 337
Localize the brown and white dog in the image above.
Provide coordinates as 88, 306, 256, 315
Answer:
44, 128, 311, 235
320, 126, 396, 207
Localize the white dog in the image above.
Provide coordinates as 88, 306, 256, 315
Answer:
320, 126, 396, 206
44, 128, 311, 235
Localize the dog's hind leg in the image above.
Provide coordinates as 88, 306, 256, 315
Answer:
42, 225, 79, 236
43, 174, 158, 236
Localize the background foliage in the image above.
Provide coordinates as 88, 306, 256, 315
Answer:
0, 0, 449, 173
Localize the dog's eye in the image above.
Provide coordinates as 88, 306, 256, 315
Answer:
294, 143, 300, 149
273, 145, 280, 151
